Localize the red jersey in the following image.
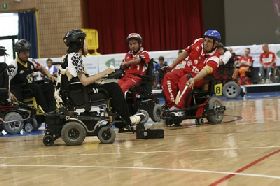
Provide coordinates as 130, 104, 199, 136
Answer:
184, 38, 220, 76
237, 55, 253, 67
123, 48, 150, 75
260, 51, 276, 67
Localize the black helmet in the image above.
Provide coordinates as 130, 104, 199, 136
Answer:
0, 46, 7, 56
14, 39, 31, 53
63, 29, 86, 46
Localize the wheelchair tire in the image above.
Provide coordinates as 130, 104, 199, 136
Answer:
97, 126, 116, 144
222, 81, 241, 99
4, 112, 24, 134
150, 104, 162, 122
165, 118, 173, 126
32, 118, 39, 130
61, 121, 86, 146
206, 97, 224, 124
43, 135, 54, 146
24, 123, 33, 133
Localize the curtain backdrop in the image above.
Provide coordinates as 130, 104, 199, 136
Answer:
86, 0, 203, 54
18, 11, 38, 58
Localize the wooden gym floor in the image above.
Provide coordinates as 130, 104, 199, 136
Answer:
0, 97, 280, 186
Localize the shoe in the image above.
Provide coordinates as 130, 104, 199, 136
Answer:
261, 79, 265, 84
130, 112, 146, 125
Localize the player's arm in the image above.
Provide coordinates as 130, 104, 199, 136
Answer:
193, 65, 213, 82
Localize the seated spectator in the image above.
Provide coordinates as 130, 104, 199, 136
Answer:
232, 48, 253, 85
259, 44, 276, 83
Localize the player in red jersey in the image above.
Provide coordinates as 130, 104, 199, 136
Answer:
259, 44, 276, 83
232, 48, 253, 85
118, 33, 150, 94
162, 30, 221, 110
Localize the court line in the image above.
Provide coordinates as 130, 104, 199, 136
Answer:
1, 146, 280, 159
0, 164, 280, 181
209, 148, 280, 186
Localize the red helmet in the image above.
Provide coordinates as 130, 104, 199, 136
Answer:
126, 33, 142, 43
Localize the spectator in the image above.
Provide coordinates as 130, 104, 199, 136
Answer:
232, 48, 253, 85
154, 56, 167, 88
46, 58, 58, 77
259, 44, 276, 83
174, 49, 186, 69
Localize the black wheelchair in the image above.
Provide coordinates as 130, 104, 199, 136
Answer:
161, 76, 226, 126
107, 59, 164, 139
108, 58, 162, 124
0, 63, 43, 134
43, 76, 120, 146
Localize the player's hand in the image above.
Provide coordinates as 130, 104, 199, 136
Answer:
186, 78, 195, 89
121, 61, 129, 68
49, 75, 56, 82
10, 93, 17, 102
104, 68, 115, 75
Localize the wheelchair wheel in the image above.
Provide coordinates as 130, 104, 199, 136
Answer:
24, 123, 33, 133
4, 112, 24, 134
97, 126, 116, 144
61, 121, 86, 146
173, 118, 182, 126
206, 97, 224, 124
31, 118, 39, 130
150, 104, 162, 122
165, 118, 173, 126
43, 135, 54, 146
222, 81, 241, 98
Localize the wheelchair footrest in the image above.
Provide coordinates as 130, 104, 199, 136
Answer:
136, 125, 164, 139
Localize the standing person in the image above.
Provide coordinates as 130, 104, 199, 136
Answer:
154, 56, 167, 88
259, 44, 276, 83
118, 33, 150, 94
62, 29, 145, 127
10, 39, 56, 112
46, 58, 58, 77
161, 30, 221, 110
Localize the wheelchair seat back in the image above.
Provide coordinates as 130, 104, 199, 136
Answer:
68, 82, 89, 107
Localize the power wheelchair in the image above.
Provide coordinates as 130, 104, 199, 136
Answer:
43, 72, 121, 146
161, 75, 226, 127
107, 59, 164, 139
0, 62, 40, 134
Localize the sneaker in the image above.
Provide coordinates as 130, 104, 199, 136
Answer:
261, 79, 265, 84
130, 112, 146, 125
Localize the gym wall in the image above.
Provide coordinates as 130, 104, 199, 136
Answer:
0, 0, 82, 58
224, 0, 279, 45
